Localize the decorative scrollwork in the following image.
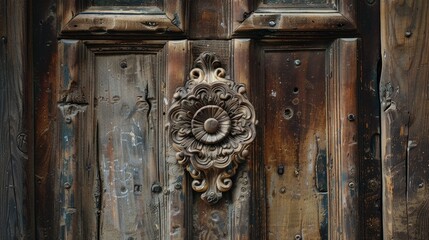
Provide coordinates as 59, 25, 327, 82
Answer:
167, 52, 256, 204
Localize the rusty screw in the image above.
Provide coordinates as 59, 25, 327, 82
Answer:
277, 165, 285, 175
65, 117, 72, 124
151, 183, 162, 193
120, 60, 127, 69
405, 31, 412, 38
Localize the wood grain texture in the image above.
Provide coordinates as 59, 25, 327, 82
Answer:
357, 0, 382, 239
0, 0, 33, 238
189, 0, 230, 39
380, 1, 429, 239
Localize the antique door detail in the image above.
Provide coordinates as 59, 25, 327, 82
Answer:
167, 52, 256, 204
32, 0, 381, 238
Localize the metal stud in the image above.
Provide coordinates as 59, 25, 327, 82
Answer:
277, 165, 285, 175
405, 31, 412, 38
151, 183, 162, 193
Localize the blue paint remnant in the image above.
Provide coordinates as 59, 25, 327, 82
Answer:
62, 63, 72, 87
319, 193, 329, 239
316, 149, 327, 192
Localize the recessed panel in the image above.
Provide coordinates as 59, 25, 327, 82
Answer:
93, 0, 161, 6
263, 49, 328, 239
96, 54, 161, 239
263, 0, 329, 5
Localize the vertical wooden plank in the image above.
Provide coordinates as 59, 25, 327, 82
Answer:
33, 0, 61, 238
57, 41, 98, 239
328, 39, 359, 240
380, 1, 410, 239
189, 0, 230, 39
165, 40, 188, 240
188, 40, 234, 240
381, 1, 429, 239
57, 40, 83, 240
358, 0, 382, 238
0, 0, 33, 238
0, 1, 12, 237
78, 43, 99, 240
232, 38, 253, 240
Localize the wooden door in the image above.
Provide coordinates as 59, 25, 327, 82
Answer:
33, 0, 381, 239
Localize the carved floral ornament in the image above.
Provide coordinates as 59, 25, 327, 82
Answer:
167, 52, 256, 204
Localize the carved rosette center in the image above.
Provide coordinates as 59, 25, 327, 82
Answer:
191, 105, 231, 144
204, 118, 219, 134
168, 52, 256, 204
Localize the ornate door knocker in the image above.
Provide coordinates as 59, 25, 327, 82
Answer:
167, 52, 256, 204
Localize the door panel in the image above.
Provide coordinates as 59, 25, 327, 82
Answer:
57, 40, 169, 239
96, 54, 161, 239
262, 46, 328, 239
252, 39, 358, 239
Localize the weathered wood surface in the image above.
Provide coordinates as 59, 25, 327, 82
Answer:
0, 0, 33, 238
381, 1, 429, 239
357, 0, 382, 239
